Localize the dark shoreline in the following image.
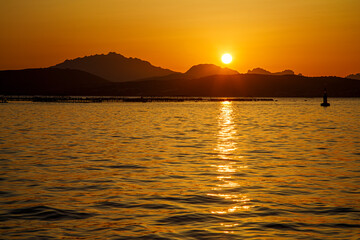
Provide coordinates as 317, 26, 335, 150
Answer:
0, 96, 275, 103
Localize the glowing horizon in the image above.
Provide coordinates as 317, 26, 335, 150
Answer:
0, 0, 359, 77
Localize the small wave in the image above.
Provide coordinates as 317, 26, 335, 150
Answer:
147, 194, 232, 205
246, 150, 274, 154
296, 207, 360, 215
230, 206, 285, 218
170, 175, 188, 179
114, 234, 172, 240
94, 201, 129, 209
321, 223, 360, 228
105, 164, 146, 169
0, 191, 17, 198
266, 222, 360, 231
266, 189, 312, 196
183, 229, 236, 239
318, 207, 360, 215
341, 190, 360, 194
263, 223, 299, 231
0, 205, 94, 221
94, 201, 183, 210
47, 184, 109, 192
158, 213, 222, 225
139, 203, 182, 210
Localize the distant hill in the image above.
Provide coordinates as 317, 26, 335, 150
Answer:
247, 68, 295, 75
106, 74, 360, 97
132, 63, 240, 82
0, 68, 111, 95
52, 52, 177, 82
185, 64, 239, 78
346, 73, 360, 80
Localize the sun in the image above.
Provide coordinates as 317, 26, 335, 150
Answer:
221, 53, 232, 64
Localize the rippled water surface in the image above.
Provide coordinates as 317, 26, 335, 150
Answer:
1, 98, 360, 239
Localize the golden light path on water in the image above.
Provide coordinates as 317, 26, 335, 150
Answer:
209, 101, 251, 225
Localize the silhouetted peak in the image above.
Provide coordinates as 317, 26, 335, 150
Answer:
280, 69, 295, 75
185, 64, 239, 78
247, 68, 295, 76
52, 52, 176, 82
346, 73, 360, 80
247, 68, 271, 75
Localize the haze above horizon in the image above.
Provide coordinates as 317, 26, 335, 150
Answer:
1, 0, 359, 77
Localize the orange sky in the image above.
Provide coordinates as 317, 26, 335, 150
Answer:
1, 0, 359, 77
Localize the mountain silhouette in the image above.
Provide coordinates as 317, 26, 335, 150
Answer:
346, 73, 360, 80
247, 68, 295, 75
0, 68, 110, 95
106, 74, 360, 97
131, 63, 240, 82
52, 52, 177, 82
2, 54, 360, 97
2, 68, 359, 97
184, 64, 239, 78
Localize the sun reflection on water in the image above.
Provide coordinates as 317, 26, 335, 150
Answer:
209, 101, 251, 217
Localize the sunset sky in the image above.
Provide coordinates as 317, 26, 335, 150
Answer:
1, 0, 359, 77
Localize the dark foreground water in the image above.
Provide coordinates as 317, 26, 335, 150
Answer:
0, 98, 359, 239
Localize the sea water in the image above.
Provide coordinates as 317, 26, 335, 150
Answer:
0, 98, 359, 239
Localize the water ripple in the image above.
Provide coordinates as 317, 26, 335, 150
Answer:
0, 100, 359, 239
0, 206, 94, 221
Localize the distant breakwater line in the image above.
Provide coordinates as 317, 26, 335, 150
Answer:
1, 96, 274, 103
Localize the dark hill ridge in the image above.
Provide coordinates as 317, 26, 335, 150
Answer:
51, 52, 297, 82
133, 64, 240, 82
346, 73, 360, 80
247, 68, 295, 76
1, 67, 360, 97
106, 74, 360, 97
185, 64, 239, 78
52, 52, 177, 82
0, 68, 111, 95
